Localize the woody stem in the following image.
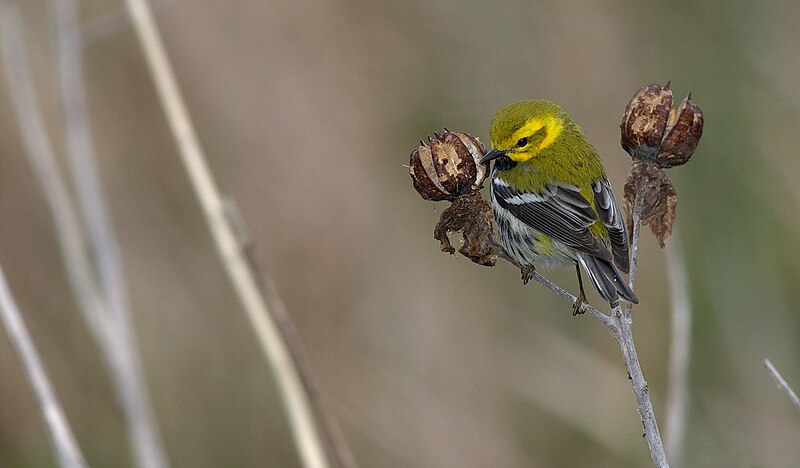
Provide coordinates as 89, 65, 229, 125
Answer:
608, 183, 668, 468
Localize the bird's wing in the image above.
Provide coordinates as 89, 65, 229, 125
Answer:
492, 178, 613, 261
592, 178, 630, 273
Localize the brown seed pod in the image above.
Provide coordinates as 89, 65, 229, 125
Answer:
433, 191, 498, 267
624, 159, 677, 248
620, 83, 673, 159
409, 129, 488, 201
620, 82, 703, 168
657, 95, 704, 168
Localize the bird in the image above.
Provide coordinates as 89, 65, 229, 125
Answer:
479, 99, 638, 314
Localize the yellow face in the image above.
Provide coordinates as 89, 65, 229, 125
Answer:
494, 115, 564, 163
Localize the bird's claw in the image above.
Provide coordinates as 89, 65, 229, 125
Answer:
520, 266, 535, 285
572, 295, 588, 316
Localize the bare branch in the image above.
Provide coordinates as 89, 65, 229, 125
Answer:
624, 192, 644, 319
519, 258, 668, 467
610, 308, 667, 467
0, 264, 88, 468
492, 242, 613, 327
51, 1, 171, 467
262, 275, 359, 468
764, 358, 800, 412
80, 0, 181, 47
224, 198, 358, 468
613, 183, 668, 468
523, 180, 667, 466
1, 3, 170, 467
497, 181, 667, 466
526, 271, 613, 327
122, 0, 333, 466
490, 192, 668, 466
0, 1, 110, 340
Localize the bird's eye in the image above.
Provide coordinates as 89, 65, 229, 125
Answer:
516, 137, 528, 148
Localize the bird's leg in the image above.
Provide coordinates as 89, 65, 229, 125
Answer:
520, 265, 535, 285
572, 262, 588, 316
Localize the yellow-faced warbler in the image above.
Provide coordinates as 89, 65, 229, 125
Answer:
480, 100, 638, 311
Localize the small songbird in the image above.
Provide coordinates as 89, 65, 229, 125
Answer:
480, 100, 638, 313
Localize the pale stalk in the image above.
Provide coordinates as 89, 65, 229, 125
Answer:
0, 264, 88, 468
0, 1, 109, 343
225, 198, 357, 468
122, 0, 330, 466
610, 185, 668, 468
516, 184, 668, 467
764, 358, 800, 412
53, 1, 170, 466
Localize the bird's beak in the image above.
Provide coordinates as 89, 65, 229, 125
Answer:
480, 147, 507, 164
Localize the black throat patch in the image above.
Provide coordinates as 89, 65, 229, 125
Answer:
493, 155, 518, 172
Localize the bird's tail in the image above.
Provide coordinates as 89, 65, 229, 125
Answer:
578, 254, 639, 304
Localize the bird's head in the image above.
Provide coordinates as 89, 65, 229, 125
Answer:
481, 100, 568, 165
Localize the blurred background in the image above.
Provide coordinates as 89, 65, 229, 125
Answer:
2, 0, 800, 466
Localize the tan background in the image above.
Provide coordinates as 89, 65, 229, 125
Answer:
2, 0, 800, 466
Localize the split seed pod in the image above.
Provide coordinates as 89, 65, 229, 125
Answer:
657, 96, 704, 168
621, 82, 704, 246
620, 82, 703, 167
409, 130, 488, 201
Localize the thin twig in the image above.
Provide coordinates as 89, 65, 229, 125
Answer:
664, 230, 691, 466
523, 271, 667, 467
52, 1, 170, 467
225, 198, 358, 468
610, 308, 667, 467
516, 181, 667, 466
0, 264, 88, 468
0, 14, 128, 464
492, 242, 612, 326
0, 1, 110, 343
764, 358, 800, 412
122, 0, 331, 467
527, 271, 613, 327
263, 276, 359, 468
1, 4, 168, 467
610, 183, 668, 467
80, 0, 181, 47
624, 192, 644, 319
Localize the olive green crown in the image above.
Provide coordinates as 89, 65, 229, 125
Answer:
489, 99, 569, 148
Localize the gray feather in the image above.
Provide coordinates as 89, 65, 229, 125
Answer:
579, 253, 638, 303
593, 178, 630, 273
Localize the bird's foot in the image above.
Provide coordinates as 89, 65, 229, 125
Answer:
572, 293, 588, 316
520, 266, 535, 285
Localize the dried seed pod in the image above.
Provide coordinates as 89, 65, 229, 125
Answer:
624, 160, 677, 248
433, 191, 498, 266
409, 130, 488, 201
621, 83, 704, 246
657, 94, 704, 168
620, 83, 673, 159
620, 82, 703, 168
